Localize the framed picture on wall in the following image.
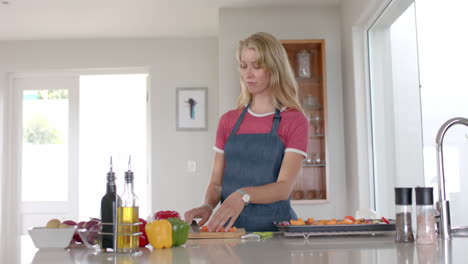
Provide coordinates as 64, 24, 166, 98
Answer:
176, 87, 208, 131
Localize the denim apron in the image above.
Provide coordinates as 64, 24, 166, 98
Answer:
221, 105, 297, 231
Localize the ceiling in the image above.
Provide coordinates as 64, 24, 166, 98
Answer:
0, 0, 340, 40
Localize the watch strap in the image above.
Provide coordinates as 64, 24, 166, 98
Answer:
236, 188, 246, 196
201, 203, 214, 211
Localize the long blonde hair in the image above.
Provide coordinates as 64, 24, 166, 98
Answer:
236, 32, 304, 113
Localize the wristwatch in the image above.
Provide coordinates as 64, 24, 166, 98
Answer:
236, 189, 250, 205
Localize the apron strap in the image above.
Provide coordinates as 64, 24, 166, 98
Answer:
230, 104, 281, 136
230, 104, 250, 136
270, 108, 281, 134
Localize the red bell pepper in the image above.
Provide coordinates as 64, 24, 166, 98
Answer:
381, 216, 390, 224
153, 210, 181, 220
139, 218, 149, 247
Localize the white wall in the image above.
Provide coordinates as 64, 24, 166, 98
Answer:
219, 7, 346, 219
0, 66, 6, 262
0, 38, 218, 223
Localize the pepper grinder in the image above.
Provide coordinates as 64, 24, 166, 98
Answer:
395, 187, 414, 243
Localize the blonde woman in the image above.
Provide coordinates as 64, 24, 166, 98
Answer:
185, 32, 309, 232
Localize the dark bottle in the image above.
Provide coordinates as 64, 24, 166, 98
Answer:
100, 157, 119, 251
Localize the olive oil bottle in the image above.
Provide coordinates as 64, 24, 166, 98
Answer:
116, 156, 139, 253
100, 157, 119, 251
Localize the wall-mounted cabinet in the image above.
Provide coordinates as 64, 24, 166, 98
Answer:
282, 39, 328, 204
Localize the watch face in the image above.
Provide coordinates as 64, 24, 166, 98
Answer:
242, 194, 250, 203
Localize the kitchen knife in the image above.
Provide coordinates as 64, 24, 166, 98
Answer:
190, 220, 200, 233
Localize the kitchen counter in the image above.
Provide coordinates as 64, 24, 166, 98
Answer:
15, 233, 468, 263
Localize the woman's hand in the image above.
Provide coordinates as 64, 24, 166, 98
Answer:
207, 191, 244, 232
184, 205, 213, 227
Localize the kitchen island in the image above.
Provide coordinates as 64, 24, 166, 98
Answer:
17, 233, 468, 263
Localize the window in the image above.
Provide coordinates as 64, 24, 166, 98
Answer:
367, 0, 424, 217
22, 89, 69, 202
416, 0, 468, 227
79, 74, 149, 221
368, 0, 468, 227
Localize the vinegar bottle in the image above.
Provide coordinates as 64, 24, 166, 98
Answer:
116, 156, 139, 253
100, 157, 119, 251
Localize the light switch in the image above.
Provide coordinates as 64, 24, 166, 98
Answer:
187, 160, 197, 172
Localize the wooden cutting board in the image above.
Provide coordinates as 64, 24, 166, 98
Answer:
188, 228, 246, 239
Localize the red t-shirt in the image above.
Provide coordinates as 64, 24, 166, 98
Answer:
214, 106, 309, 157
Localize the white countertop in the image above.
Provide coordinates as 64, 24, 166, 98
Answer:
12, 233, 468, 263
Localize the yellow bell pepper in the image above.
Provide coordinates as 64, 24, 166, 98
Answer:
146, 219, 173, 249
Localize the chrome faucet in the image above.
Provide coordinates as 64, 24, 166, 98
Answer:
436, 117, 468, 239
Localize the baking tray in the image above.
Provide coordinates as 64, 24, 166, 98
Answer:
274, 220, 395, 237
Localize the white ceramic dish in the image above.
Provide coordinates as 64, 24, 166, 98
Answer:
28, 227, 75, 249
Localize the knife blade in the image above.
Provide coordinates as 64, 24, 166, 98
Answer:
190, 220, 200, 233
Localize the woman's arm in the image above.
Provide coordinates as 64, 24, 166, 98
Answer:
184, 152, 225, 226
202, 152, 225, 211
207, 151, 303, 231
241, 151, 303, 203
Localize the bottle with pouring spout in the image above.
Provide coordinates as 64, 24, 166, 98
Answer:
100, 157, 120, 251
116, 156, 140, 253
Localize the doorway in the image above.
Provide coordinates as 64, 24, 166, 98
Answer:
15, 72, 149, 235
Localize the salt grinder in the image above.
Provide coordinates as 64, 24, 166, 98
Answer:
415, 187, 437, 244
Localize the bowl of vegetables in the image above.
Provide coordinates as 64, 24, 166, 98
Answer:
77, 220, 102, 250
28, 219, 76, 250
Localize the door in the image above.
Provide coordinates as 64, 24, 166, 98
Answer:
15, 76, 79, 234
14, 72, 150, 235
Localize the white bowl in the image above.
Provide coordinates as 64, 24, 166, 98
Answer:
28, 227, 75, 249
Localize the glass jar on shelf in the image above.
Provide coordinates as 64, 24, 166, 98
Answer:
310, 113, 322, 135
312, 152, 324, 165
304, 152, 314, 166
302, 95, 318, 108
296, 50, 312, 78
306, 189, 317, 200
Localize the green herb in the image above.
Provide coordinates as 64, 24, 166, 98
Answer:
252, 232, 273, 239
